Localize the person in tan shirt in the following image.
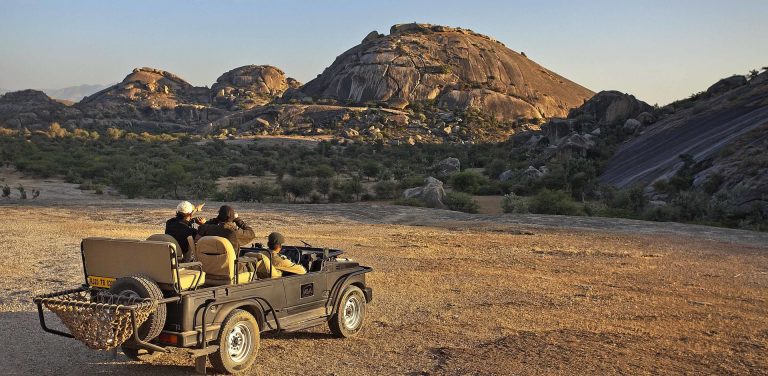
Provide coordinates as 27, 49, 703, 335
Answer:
267, 232, 306, 276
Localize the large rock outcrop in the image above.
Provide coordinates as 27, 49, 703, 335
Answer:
0, 90, 81, 129
211, 65, 300, 110
567, 90, 653, 126
300, 23, 594, 121
76, 67, 226, 130
600, 71, 768, 214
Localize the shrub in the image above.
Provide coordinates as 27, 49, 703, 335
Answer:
501, 193, 529, 213
672, 190, 709, 221
336, 177, 365, 201
483, 159, 507, 179
373, 180, 399, 199
607, 186, 648, 214
527, 189, 584, 216
450, 171, 488, 194
444, 192, 479, 213
223, 182, 280, 202
398, 175, 425, 189
393, 197, 426, 207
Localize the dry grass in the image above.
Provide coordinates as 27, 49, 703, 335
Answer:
0, 202, 766, 375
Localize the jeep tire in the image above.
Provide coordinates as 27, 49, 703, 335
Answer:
329, 285, 366, 338
209, 309, 260, 374
109, 274, 166, 342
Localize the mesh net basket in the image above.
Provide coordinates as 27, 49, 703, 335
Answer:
34, 288, 157, 350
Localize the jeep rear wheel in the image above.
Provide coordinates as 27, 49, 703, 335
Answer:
108, 274, 166, 342
209, 309, 260, 374
329, 285, 366, 338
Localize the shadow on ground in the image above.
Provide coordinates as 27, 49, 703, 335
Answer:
0, 312, 194, 375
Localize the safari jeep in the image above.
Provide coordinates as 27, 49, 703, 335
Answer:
33, 235, 373, 374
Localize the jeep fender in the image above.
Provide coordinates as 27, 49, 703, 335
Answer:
211, 299, 268, 331
327, 268, 371, 316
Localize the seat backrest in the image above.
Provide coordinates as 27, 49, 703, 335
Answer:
147, 234, 181, 258
195, 236, 235, 279
185, 236, 197, 262
244, 252, 282, 279
82, 237, 177, 285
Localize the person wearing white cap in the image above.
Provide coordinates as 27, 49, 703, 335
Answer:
165, 201, 205, 261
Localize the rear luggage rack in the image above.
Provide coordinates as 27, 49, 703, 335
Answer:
33, 287, 158, 351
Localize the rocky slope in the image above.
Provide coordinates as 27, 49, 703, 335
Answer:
299, 23, 594, 121
600, 71, 768, 212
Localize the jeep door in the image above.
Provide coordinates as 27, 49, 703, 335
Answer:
282, 271, 327, 316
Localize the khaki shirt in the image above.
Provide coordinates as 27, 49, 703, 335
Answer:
272, 252, 307, 276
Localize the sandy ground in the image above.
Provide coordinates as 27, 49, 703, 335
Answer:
0, 178, 767, 375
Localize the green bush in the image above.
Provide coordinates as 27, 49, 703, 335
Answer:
393, 197, 426, 207
607, 186, 648, 214
226, 182, 280, 203
398, 175, 425, 189
450, 171, 488, 194
672, 190, 709, 221
501, 193, 529, 213
373, 180, 399, 199
444, 192, 479, 213
527, 189, 584, 216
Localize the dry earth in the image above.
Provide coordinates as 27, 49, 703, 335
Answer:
0, 185, 767, 375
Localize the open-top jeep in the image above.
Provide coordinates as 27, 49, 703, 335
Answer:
33, 234, 373, 374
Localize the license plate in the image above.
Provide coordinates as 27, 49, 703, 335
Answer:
87, 276, 115, 288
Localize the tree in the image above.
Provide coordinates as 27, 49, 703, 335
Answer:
17, 184, 27, 199
281, 177, 314, 203
316, 177, 332, 198
163, 163, 192, 199
373, 180, 399, 199
339, 176, 364, 201
360, 160, 381, 181
313, 164, 335, 178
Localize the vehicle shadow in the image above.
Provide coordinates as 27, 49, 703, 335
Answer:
0, 311, 194, 375
263, 330, 336, 340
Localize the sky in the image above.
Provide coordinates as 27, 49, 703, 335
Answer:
1, 0, 766, 105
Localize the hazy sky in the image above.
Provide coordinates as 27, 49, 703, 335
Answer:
1, 0, 766, 105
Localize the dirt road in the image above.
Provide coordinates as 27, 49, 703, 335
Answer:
0, 198, 766, 375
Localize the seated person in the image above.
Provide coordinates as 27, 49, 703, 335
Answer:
165, 201, 205, 262
198, 205, 255, 250
266, 232, 306, 276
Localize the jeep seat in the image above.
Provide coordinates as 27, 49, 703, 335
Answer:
195, 236, 255, 286
243, 251, 282, 279
81, 237, 205, 291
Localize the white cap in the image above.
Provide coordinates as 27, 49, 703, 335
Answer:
176, 201, 195, 214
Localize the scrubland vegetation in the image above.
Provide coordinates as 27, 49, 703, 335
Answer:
0, 124, 764, 231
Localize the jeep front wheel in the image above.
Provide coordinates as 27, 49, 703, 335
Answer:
329, 285, 366, 338
209, 309, 260, 374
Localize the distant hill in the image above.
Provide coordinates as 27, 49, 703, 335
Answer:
43, 84, 112, 103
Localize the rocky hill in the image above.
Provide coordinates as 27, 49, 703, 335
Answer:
0, 89, 82, 129
211, 65, 300, 111
600, 71, 768, 213
0, 24, 595, 142
299, 23, 594, 121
